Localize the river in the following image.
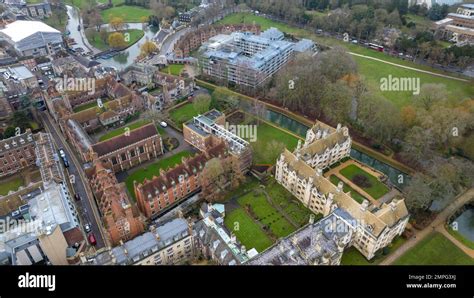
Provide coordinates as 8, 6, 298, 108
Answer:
65, 5, 157, 70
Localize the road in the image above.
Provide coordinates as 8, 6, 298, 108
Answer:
39, 112, 107, 249
380, 188, 474, 265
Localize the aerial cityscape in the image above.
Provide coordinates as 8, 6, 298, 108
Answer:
0, 0, 472, 273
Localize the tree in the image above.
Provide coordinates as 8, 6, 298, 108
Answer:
400, 105, 417, 128
99, 28, 108, 44
108, 32, 127, 49
140, 40, 157, 57
193, 94, 211, 114
109, 16, 125, 31
403, 173, 433, 212
414, 83, 447, 110
201, 158, 226, 202
3, 126, 16, 139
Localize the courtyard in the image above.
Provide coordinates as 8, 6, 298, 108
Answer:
224, 178, 316, 253
124, 150, 193, 201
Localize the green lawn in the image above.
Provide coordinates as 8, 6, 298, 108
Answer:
99, 119, 152, 142
238, 190, 295, 238
251, 121, 299, 165
329, 175, 366, 204
224, 208, 273, 252
169, 103, 200, 126
341, 236, 406, 265
73, 101, 101, 113
394, 232, 474, 265
265, 179, 315, 227
87, 29, 144, 51
65, 0, 90, 10
125, 151, 193, 200
447, 226, 474, 250
161, 64, 185, 76
0, 176, 24, 196
217, 13, 474, 109
339, 164, 389, 200
97, 0, 125, 5
100, 5, 151, 23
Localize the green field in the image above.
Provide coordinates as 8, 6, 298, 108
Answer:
100, 5, 151, 23
88, 29, 144, 51
341, 236, 406, 265
225, 208, 273, 252
238, 190, 295, 238
98, 0, 125, 5
125, 151, 193, 200
329, 175, 366, 204
0, 176, 24, 196
217, 13, 474, 109
394, 232, 474, 265
251, 121, 299, 165
99, 119, 151, 141
339, 164, 389, 199
161, 64, 185, 76
73, 101, 100, 113
169, 103, 200, 126
266, 179, 316, 226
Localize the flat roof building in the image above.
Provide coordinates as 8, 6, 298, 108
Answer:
0, 20, 63, 57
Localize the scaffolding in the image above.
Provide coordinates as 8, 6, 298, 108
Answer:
192, 115, 249, 154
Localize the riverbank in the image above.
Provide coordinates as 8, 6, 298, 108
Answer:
196, 79, 415, 176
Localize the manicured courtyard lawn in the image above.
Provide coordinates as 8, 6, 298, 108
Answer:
224, 208, 273, 252
394, 233, 474, 265
238, 190, 295, 238
161, 64, 185, 76
73, 101, 101, 113
329, 175, 366, 204
251, 121, 299, 165
341, 236, 406, 265
339, 164, 389, 200
265, 179, 315, 227
0, 176, 24, 196
125, 151, 193, 200
99, 119, 151, 142
169, 103, 200, 126
100, 6, 151, 23
88, 29, 144, 51
217, 13, 474, 109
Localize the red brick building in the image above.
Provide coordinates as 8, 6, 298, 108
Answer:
0, 129, 36, 178
86, 161, 145, 246
90, 123, 163, 173
134, 141, 227, 219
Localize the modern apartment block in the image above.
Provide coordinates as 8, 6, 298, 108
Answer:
183, 109, 252, 172
199, 28, 315, 87
274, 123, 409, 260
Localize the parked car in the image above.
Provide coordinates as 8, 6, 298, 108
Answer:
84, 224, 91, 233
58, 149, 66, 158
88, 233, 97, 246
74, 194, 81, 201
62, 158, 70, 168
160, 121, 168, 128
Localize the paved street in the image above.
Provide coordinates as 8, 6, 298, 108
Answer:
39, 112, 107, 249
